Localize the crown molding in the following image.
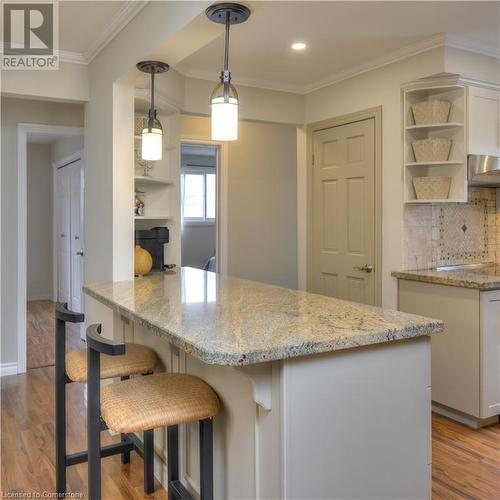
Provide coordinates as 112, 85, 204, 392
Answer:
59, 50, 87, 65
302, 33, 448, 94
180, 33, 499, 96
85, 1, 149, 63
0, 1, 149, 65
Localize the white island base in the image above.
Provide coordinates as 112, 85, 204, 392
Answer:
130, 321, 431, 500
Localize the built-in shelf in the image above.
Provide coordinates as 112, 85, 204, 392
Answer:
134, 215, 170, 220
134, 176, 172, 186
405, 122, 464, 131
405, 161, 464, 167
402, 79, 467, 204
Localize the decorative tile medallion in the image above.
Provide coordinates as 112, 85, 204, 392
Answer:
404, 188, 498, 269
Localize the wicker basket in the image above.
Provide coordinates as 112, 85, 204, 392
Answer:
412, 137, 451, 163
411, 100, 451, 125
134, 116, 148, 136
412, 176, 451, 200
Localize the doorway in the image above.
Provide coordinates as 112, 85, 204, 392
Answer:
180, 143, 219, 272
310, 111, 382, 306
18, 124, 84, 372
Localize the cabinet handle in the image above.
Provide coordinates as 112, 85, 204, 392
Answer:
488, 299, 500, 303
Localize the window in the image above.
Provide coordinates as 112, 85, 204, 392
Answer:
181, 167, 216, 224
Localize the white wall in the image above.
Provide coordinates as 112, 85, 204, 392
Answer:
27, 143, 53, 300
445, 47, 500, 85
1, 97, 84, 365
303, 47, 446, 308
182, 225, 216, 269
51, 135, 84, 165
1, 61, 89, 103
83, 2, 217, 334
181, 115, 298, 289
183, 76, 304, 125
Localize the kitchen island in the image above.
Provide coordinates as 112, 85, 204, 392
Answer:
84, 267, 442, 499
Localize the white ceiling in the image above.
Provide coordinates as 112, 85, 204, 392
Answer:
58, 1, 147, 63
174, 1, 500, 94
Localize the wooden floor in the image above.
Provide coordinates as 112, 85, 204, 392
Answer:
27, 300, 83, 370
1, 367, 167, 499
1, 366, 499, 499
432, 413, 500, 499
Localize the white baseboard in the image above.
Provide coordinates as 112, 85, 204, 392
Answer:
27, 295, 53, 301
432, 402, 499, 429
1, 362, 18, 376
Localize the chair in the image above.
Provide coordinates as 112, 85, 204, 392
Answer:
86, 323, 220, 499
54, 303, 159, 497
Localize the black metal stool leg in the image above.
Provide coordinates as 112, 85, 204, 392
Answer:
87, 346, 102, 500
199, 418, 214, 500
55, 317, 66, 498
144, 429, 155, 494
167, 425, 179, 500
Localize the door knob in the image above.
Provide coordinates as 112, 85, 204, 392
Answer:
353, 264, 373, 273
76, 251, 84, 256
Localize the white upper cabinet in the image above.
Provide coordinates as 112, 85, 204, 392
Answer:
468, 86, 500, 156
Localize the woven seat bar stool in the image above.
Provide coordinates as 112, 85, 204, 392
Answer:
86, 323, 220, 500
54, 303, 159, 498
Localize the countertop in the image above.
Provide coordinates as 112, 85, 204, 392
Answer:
392, 263, 500, 291
83, 267, 442, 366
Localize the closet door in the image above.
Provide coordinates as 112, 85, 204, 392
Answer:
69, 160, 84, 315
57, 167, 71, 304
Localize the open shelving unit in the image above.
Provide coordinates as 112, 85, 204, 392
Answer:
134, 175, 172, 186
133, 93, 179, 230
403, 80, 467, 204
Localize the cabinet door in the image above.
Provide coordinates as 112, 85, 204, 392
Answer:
480, 290, 500, 418
468, 86, 500, 156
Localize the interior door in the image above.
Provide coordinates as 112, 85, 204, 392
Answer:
69, 160, 84, 316
57, 167, 71, 304
312, 118, 376, 305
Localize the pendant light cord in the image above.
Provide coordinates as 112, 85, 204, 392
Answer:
148, 71, 156, 132
223, 11, 230, 74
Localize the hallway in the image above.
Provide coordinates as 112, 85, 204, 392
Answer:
27, 300, 83, 370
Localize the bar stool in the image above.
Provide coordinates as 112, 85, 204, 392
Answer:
55, 303, 159, 498
86, 323, 220, 500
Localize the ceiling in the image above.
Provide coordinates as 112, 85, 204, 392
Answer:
174, 1, 500, 94
58, 1, 147, 63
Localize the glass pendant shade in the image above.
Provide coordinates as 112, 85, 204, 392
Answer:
210, 81, 238, 141
141, 117, 163, 161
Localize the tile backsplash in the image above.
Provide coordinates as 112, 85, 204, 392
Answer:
404, 187, 499, 270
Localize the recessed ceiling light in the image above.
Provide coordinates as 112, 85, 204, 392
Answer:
291, 42, 306, 51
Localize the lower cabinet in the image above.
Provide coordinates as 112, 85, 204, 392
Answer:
398, 280, 500, 421
480, 289, 500, 418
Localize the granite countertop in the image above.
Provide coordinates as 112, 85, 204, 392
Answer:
392, 263, 500, 291
84, 267, 442, 366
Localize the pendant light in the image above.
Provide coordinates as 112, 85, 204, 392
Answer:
136, 60, 170, 160
206, 3, 251, 141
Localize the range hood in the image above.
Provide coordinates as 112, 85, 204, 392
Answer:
468, 155, 500, 186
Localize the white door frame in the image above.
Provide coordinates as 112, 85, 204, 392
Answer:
304, 107, 383, 306
180, 137, 228, 274
17, 123, 83, 374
